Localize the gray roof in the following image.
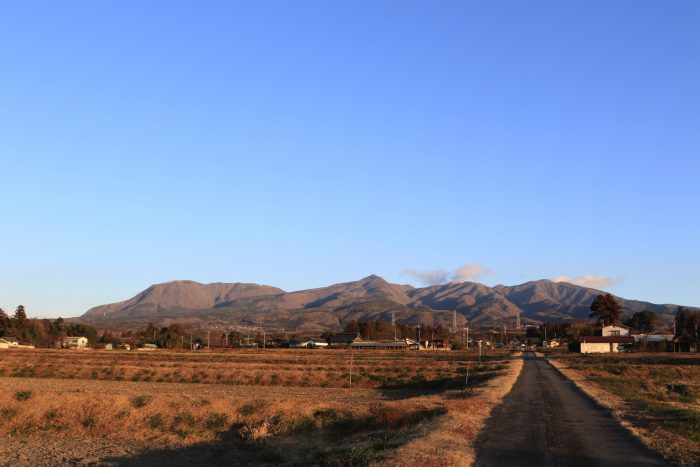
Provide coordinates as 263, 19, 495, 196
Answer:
350, 339, 417, 349
330, 332, 362, 343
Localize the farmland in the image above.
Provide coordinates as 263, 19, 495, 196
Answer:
548, 353, 700, 465
0, 348, 521, 465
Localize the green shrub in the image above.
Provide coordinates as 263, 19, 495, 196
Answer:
148, 414, 164, 430
205, 412, 229, 431
130, 395, 151, 408
238, 404, 257, 416
606, 365, 627, 375
1, 408, 18, 420
174, 412, 197, 428
667, 384, 697, 403
15, 391, 32, 401
313, 408, 338, 424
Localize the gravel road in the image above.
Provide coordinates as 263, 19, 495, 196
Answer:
474, 352, 670, 467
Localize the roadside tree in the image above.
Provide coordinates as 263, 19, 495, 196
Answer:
625, 310, 656, 333
589, 294, 622, 327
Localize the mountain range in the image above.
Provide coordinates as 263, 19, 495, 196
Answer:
80, 275, 694, 331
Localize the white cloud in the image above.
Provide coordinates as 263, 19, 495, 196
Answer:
400, 268, 451, 286
402, 263, 492, 286
452, 263, 492, 282
551, 274, 620, 289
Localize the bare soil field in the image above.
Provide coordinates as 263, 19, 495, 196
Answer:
0, 348, 522, 466
0, 348, 501, 389
548, 353, 700, 465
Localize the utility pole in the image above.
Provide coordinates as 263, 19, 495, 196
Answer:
516, 312, 521, 330
349, 349, 353, 388
452, 310, 457, 334
673, 321, 676, 353
466, 326, 470, 349
465, 341, 470, 387
392, 311, 397, 341
207, 329, 210, 349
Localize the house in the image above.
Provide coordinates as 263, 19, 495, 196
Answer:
601, 325, 631, 337
578, 335, 635, 354
0, 337, 19, 349
330, 332, 362, 347
63, 336, 88, 349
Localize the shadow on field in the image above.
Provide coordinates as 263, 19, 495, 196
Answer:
101, 406, 448, 466
378, 366, 503, 401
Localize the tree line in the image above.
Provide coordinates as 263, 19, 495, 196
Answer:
0, 306, 98, 347
342, 318, 450, 341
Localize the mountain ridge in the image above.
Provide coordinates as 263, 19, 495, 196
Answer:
81, 275, 695, 331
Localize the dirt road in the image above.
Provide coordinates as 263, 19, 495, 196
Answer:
474, 352, 670, 467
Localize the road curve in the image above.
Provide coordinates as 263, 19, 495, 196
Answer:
474, 352, 670, 467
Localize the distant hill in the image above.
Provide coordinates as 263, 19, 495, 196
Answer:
83, 281, 285, 319
80, 275, 695, 331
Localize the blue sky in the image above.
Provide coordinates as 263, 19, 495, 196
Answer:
1, 1, 698, 318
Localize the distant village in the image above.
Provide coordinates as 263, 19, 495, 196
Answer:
1, 294, 699, 353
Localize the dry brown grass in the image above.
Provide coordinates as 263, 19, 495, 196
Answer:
549, 353, 700, 465
0, 348, 505, 390
384, 355, 524, 466
0, 348, 518, 465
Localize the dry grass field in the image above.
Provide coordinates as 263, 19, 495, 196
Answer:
0, 348, 522, 466
549, 353, 700, 465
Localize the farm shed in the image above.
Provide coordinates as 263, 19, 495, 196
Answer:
350, 338, 420, 351
330, 332, 362, 347
0, 337, 19, 349
290, 338, 329, 349
578, 336, 635, 354
138, 343, 159, 351
63, 336, 88, 348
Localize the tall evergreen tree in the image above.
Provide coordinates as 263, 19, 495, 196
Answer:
589, 294, 622, 327
14, 305, 28, 330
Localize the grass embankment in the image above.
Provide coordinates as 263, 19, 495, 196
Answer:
0, 349, 521, 465
549, 354, 700, 465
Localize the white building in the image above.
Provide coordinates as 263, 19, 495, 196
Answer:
290, 338, 329, 349
64, 336, 89, 348
0, 337, 19, 349
601, 325, 631, 337
137, 343, 159, 351
578, 335, 635, 353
